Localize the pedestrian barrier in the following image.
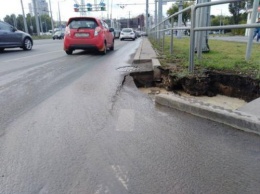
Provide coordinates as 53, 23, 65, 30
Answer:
149, 0, 260, 73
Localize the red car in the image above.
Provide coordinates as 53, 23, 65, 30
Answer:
64, 17, 114, 55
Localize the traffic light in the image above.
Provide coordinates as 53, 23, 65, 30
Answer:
74, 4, 79, 12
100, 2, 106, 11
86, 3, 92, 11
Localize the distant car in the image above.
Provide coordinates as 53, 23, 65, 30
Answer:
52, 31, 64, 40
134, 30, 141, 38
113, 29, 121, 39
140, 31, 147, 36
63, 16, 114, 55
0, 21, 33, 52
119, 28, 136, 41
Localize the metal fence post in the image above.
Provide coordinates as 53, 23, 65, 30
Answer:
170, 18, 174, 54
189, 5, 196, 73
162, 21, 165, 54
246, 0, 260, 60
197, 5, 203, 59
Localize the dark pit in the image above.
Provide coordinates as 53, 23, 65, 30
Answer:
130, 64, 260, 102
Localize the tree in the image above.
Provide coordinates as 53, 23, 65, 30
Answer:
228, 1, 248, 24
210, 15, 221, 26
166, 1, 195, 26
16, 15, 24, 31
4, 14, 16, 27
40, 14, 52, 32
26, 14, 35, 35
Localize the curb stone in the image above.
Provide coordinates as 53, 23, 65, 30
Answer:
155, 94, 260, 135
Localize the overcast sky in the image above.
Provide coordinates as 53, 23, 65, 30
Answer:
0, 0, 230, 22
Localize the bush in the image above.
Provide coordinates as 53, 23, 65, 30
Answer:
231, 28, 245, 35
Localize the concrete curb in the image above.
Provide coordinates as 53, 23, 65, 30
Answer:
152, 58, 161, 81
133, 38, 161, 81
155, 94, 260, 135
133, 40, 143, 62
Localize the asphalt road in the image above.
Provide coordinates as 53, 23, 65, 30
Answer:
0, 38, 259, 194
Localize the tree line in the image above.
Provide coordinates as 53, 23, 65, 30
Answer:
2, 13, 64, 35
166, 0, 254, 35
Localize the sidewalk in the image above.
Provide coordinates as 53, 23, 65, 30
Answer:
133, 37, 260, 135
209, 35, 259, 43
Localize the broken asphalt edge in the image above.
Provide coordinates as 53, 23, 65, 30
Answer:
133, 38, 260, 136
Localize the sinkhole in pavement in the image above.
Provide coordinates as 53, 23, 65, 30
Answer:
118, 62, 260, 103
117, 62, 155, 88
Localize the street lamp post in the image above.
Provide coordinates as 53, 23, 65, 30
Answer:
128, 11, 131, 28
146, 0, 149, 32
218, 9, 222, 34
177, 0, 183, 38
39, 14, 43, 33
58, 1, 61, 30
20, 0, 29, 33
49, 0, 54, 34
32, 0, 40, 36
57, 0, 66, 31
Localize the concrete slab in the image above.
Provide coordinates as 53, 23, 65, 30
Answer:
238, 97, 260, 116
133, 37, 157, 63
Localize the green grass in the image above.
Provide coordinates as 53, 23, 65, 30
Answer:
150, 37, 260, 79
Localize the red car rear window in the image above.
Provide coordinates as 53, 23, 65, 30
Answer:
68, 18, 98, 29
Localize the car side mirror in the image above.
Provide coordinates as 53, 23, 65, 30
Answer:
109, 28, 114, 32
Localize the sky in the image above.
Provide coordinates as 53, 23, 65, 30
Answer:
0, 0, 230, 22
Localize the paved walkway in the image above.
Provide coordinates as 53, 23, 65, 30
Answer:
209, 35, 259, 43
133, 37, 260, 135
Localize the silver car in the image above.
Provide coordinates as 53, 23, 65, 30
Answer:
0, 21, 33, 52
119, 28, 136, 41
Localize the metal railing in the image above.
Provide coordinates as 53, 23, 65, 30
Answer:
149, 0, 260, 73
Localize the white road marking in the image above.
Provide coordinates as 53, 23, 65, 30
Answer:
94, 185, 110, 194
111, 165, 129, 191
116, 109, 135, 132
3, 50, 62, 63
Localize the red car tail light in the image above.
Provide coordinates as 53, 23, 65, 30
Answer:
65, 26, 70, 36
94, 27, 101, 36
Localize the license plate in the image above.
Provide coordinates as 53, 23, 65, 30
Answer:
75, 33, 89, 37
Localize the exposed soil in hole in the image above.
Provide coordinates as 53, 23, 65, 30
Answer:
132, 64, 260, 103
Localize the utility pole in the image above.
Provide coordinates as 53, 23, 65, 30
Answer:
20, 0, 29, 33
218, 9, 222, 34
177, 0, 183, 38
107, 0, 109, 19
128, 11, 131, 28
58, 1, 61, 30
81, 0, 86, 16
110, 0, 113, 27
154, 0, 157, 27
33, 0, 40, 36
146, 0, 149, 32
195, 0, 210, 56
48, 0, 54, 34
158, 0, 163, 38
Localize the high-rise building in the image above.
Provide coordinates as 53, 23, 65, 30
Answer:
29, 0, 49, 16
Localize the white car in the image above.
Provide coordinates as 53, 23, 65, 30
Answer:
119, 28, 136, 41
